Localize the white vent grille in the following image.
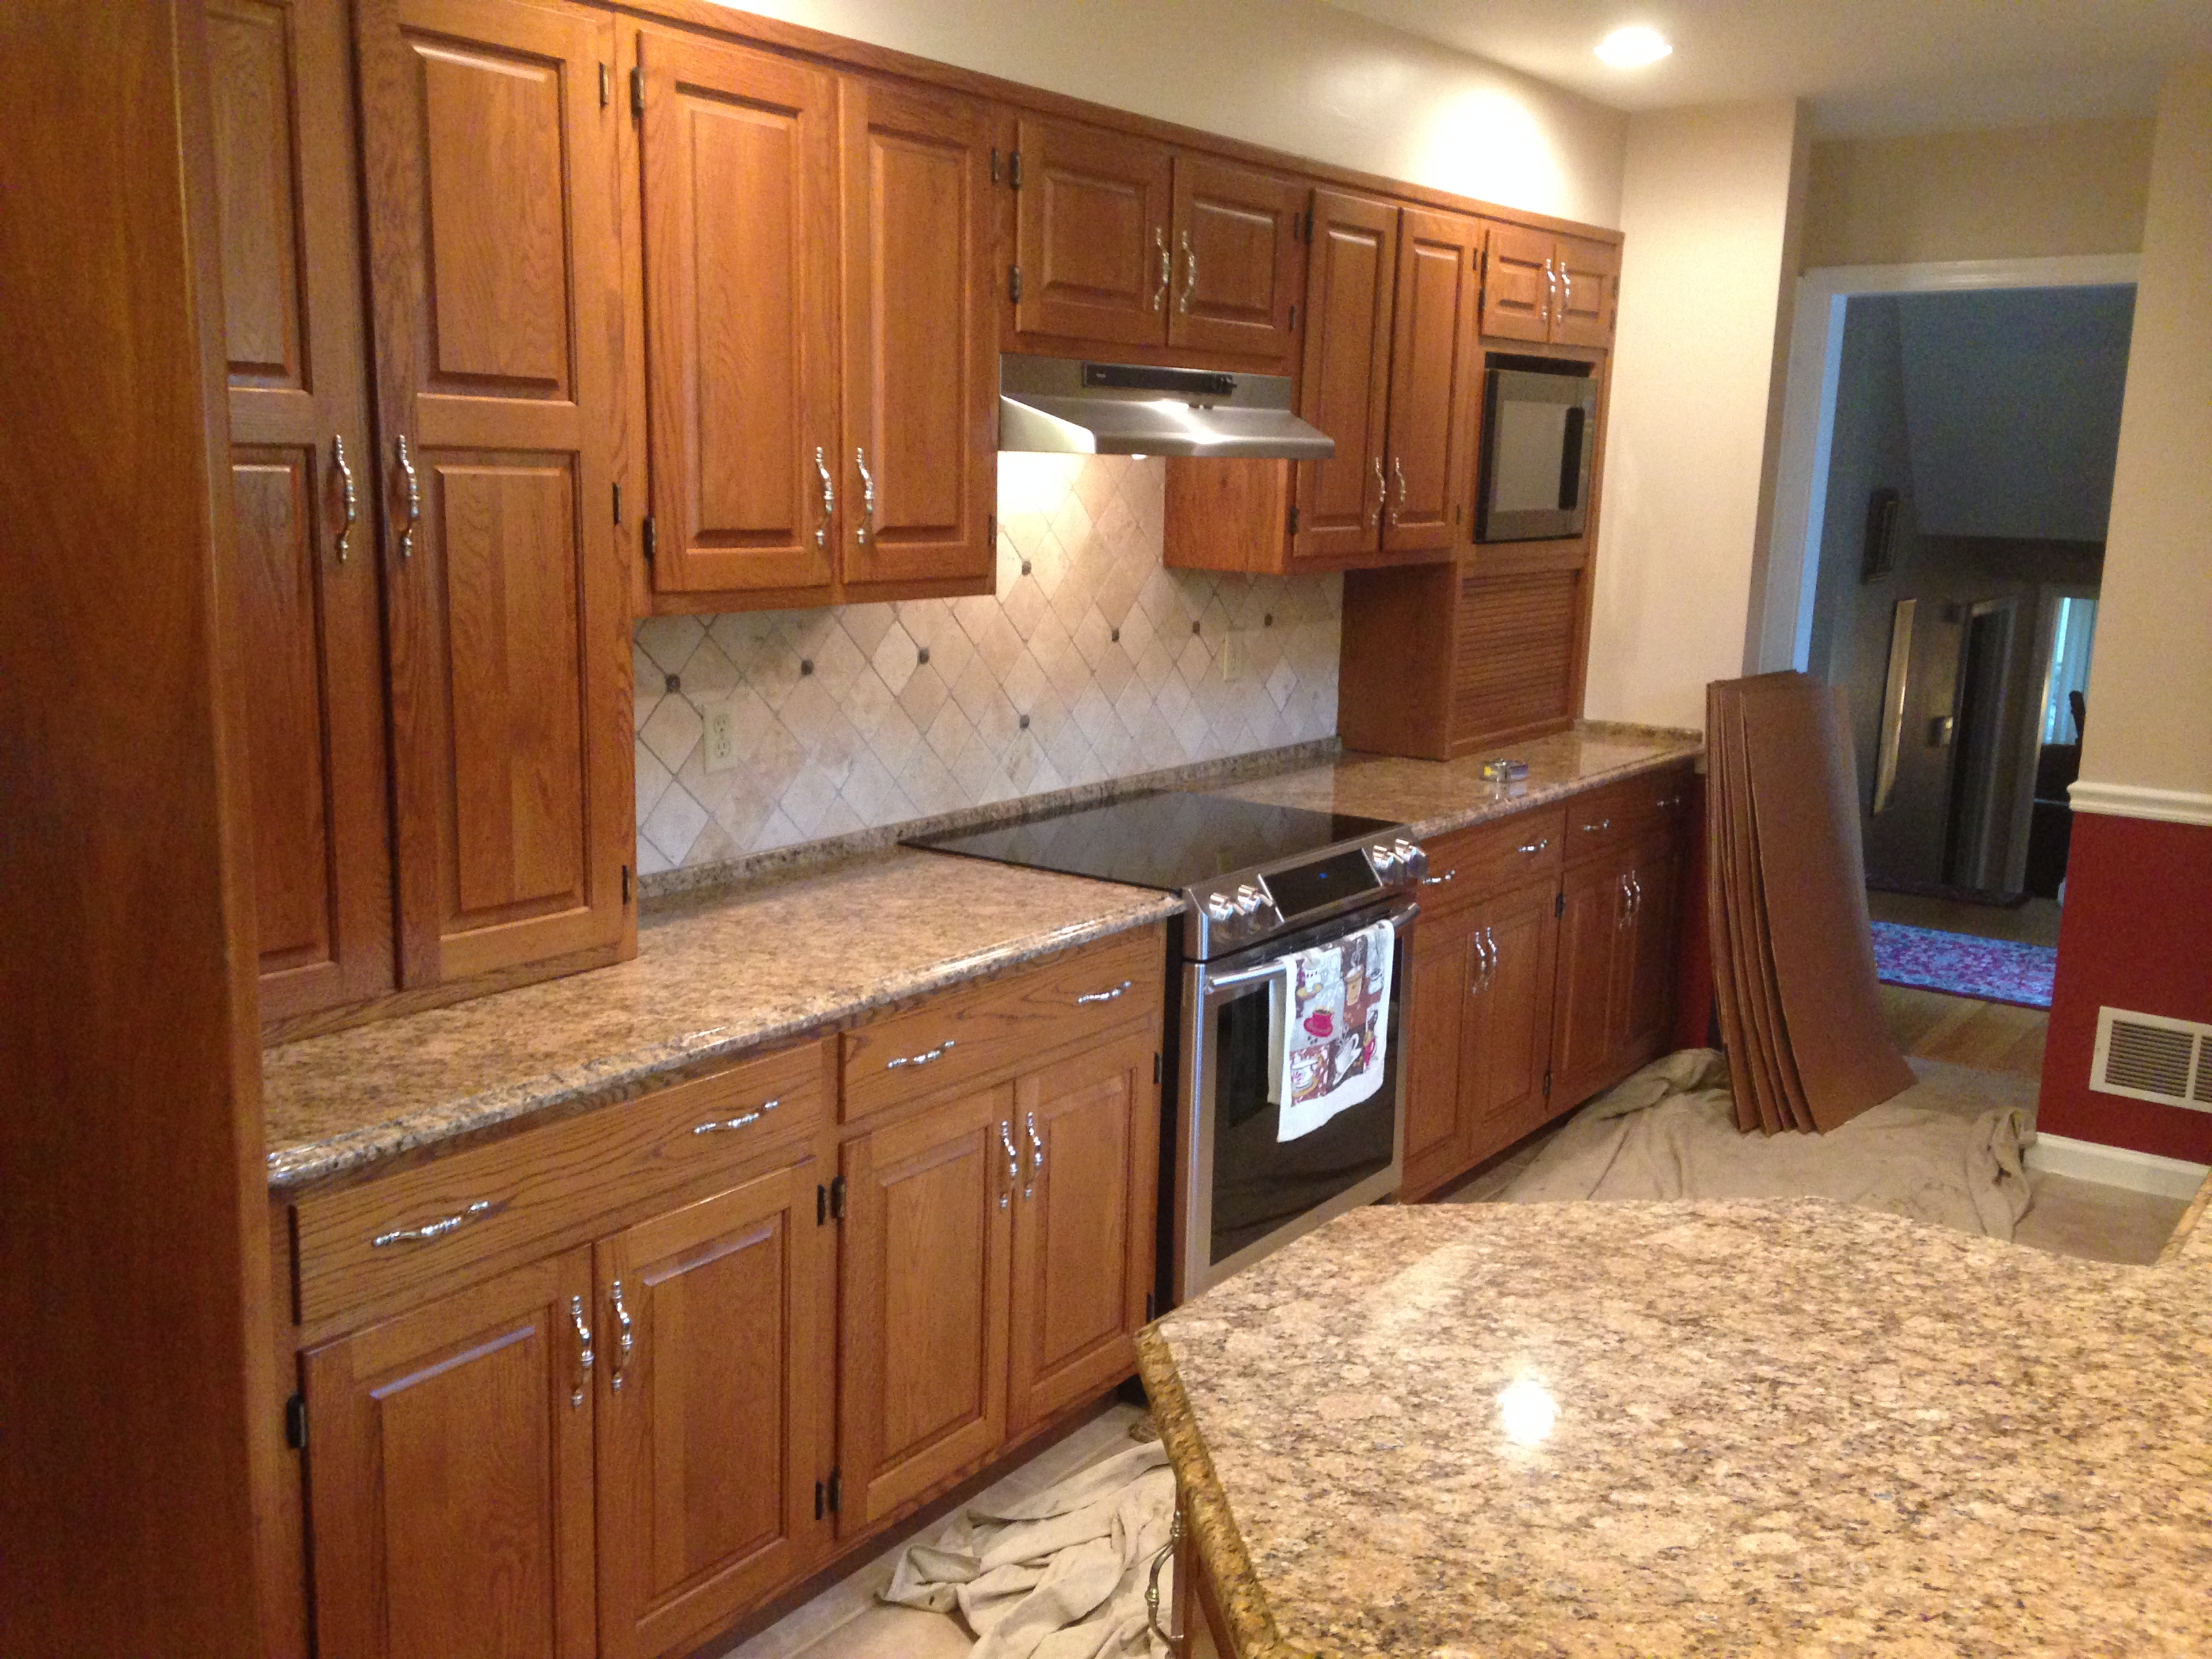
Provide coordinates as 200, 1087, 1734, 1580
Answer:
2091, 1006, 2212, 1111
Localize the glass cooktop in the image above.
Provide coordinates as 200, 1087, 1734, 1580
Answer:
908, 790, 1397, 893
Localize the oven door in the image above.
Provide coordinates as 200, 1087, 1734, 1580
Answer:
1174, 899, 1416, 1302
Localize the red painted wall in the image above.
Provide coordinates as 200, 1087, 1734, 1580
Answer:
2039, 811, 2212, 1162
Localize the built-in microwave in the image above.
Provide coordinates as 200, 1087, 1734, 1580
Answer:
1476, 362, 1599, 541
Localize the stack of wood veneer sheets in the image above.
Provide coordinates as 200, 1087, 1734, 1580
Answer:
1706, 672, 1916, 1134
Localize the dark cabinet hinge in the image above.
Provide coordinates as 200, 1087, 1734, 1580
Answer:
611, 480, 621, 525
1144, 1290, 1156, 1322
814, 1479, 825, 1520
642, 514, 657, 564
1303, 208, 1315, 241
1287, 504, 1299, 536
598, 62, 610, 108
1153, 1052, 1162, 1086
629, 64, 644, 117
1009, 264, 1023, 304
1008, 150, 1022, 190
988, 512, 996, 546
827, 1469, 842, 1513
829, 1175, 846, 1221
1555, 890, 1565, 918
1543, 1069, 1553, 1097
817, 1183, 827, 1225
1288, 302, 1298, 332
621, 864, 632, 905
285, 1393, 308, 1451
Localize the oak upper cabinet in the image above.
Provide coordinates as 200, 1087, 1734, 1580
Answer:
355, 0, 634, 989
1011, 116, 1174, 349
303, 1248, 600, 1659
1379, 207, 1483, 553
1481, 220, 1618, 348
208, 0, 395, 1023
839, 75, 1001, 596
596, 1160, 832, 1659
1166, 156, 1306, 364
1290, 189, 1397, 563
1006, 1029, 1158, 1435
636, 28, 840, 601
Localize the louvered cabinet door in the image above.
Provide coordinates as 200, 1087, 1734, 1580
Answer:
596, 1160, 832, 1659
1382, 208, 1482, 554
1451, 566, 1582, 745
1292, 190, 1397, 564
838, 75, 998, 595
208, 0, 394, 1021
638, 28, 840, 600
356, 0, 632, 987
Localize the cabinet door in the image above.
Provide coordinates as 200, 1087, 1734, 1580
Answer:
1481, 220, 1553, 342
1466, 879, 1561, 1153
839, 1085, 1015, 1532
1553, 233, 1618, 348
1292, 190, 1396, 563
1382, 208, 1482, 553
1618, 836, 1679, 1071
638, 29, 839, 598
1550, 857, 1627, 1109
1400, 899, 1482, 1197
1013, 116, 1174, 348
1008, 1029, 1159, 1435
209, 0, 394, 1021
1166, 156, 1305, 364
596, 1160, 830, 1659
839, 76, 998, 594
304, 1248, 597, 1659
356, 0, 632, 987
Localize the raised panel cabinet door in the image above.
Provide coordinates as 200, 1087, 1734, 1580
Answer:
596, 1160, 831, 1659
1007, 1029, 1160, 1434
1553, 233, 1619, 348
639, 29, 839, 598
1619, 836, 1679, 1071
839, 75, 998, 594
209, 0, 395, 1021
1382, 208, 1483, 553
1292, 190, 1397, 563
1481, 220, 1553, 343
1166, 156, 1305, 364
838, 1085, 1015, 1533
1549, 857, 1626, 1110
1013, 115, 1174, 349
1400, 902, 1483, 1197
303, 1247, 598, 1659
356, 0, 632, 986
1466, 878, 1561, 1154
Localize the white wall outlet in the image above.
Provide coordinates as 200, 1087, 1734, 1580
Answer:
702, 701, 739, 775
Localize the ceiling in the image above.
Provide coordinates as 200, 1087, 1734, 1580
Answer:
1322, 0, 2212, 135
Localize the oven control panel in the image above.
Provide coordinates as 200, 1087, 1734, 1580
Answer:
1187, 835, 1427, 959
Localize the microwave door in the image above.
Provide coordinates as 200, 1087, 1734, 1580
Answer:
1479, 368, 1597, 542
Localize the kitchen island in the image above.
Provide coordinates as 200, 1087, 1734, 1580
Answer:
1140, 1185, 2212, 1658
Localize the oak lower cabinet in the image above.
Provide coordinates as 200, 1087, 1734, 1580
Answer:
1552, 832, 1685, 1113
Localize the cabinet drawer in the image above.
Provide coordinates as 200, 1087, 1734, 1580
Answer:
1420, 805, 1566, 909
293, 1039, 828, 1327
1563, 767, 1692, 865
841, 928, 1163, 1123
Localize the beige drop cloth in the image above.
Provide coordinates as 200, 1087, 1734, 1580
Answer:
882, 1442, 1175, 1659
1498, 1049, 2036, 1240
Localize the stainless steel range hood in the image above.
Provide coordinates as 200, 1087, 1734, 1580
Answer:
998, 353, 1334, 460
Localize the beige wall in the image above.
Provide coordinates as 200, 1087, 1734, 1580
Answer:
1801, 119, 2154, 269
712, 0, 1629, 226
2078, 62, 2212, 805
1584, 100, 1809, 733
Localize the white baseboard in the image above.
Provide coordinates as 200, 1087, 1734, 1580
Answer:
2026, 1132, 2210, 1200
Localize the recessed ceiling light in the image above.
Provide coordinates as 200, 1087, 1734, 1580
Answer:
1595, 25, 1672, 66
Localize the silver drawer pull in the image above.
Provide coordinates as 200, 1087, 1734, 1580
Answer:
609, 1279, 633, 1391
887, 1039, 956, 1071
1024, 1111, 1044, 1200
1583, 817, 1611, 833
371, 1197, 496, 1250
1422, 869, 1457, 886
999, 1120, 1019, 1209
1076, 981, 1132, 1005
693, 1097, 779, 1135
569, 1294, 594, 1410
1518, 837, 1549, 855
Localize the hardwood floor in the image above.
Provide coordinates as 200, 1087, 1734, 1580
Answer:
1879, 983, 2048, 1080
1866, 888, 2064, 948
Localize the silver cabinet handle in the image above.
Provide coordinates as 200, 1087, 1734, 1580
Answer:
1177, 230, 1195, 314
569, 1294, 594, 1409
998, 1120, 1019, 1209
1629, 872, 1645, 917
1483, 926, 1498, 988
1024, 1110, 1044, 1200
854, 447, 874, 546
1544, 257, 1557, 323
1422, 869, 1457, 886
371, 1197, 495, 1250
886, 1038, 956, 1071
814, 445, 833, 549
693, 1097, 778, 1135
1393, 454, 1408, 519
609, 1279, 633, 1392
1076, 980, 1132, 1006
1153, 227, 1170, 311
1583, 817, 1611, 834
331, 434, 356, 562
1517, 837, 1549, 855
394, 434, 419, 560
1370, 455, 1383, 531
1617, 874, 1634, 929
1562, 268, 1574, 314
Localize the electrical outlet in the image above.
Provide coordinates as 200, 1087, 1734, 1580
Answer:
703, 701, 739, 774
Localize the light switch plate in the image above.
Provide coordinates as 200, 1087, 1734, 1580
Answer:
703, 702, 739, 774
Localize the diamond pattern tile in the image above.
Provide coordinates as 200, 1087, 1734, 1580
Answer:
632, 455, 1342, 869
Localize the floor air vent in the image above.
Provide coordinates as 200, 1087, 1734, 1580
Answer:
2091, 1006, 2212, 1111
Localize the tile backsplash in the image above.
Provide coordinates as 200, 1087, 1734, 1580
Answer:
632, 455, 1343, 874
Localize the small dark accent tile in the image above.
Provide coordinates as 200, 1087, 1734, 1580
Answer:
1021, 558, 1033, 576
1019, 713, 1031, 730
665, 673, 681, 694
1263, 613, 1274, 628
800, 659, 814, 676
917, 645, 931, 665
1192, 621, 1202, 636
1111, 627, 1120, 643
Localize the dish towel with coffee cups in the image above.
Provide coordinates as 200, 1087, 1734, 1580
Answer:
1270, 918, 1395, 1142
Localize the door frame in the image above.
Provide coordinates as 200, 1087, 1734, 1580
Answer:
1747, 253, 2138, 677
1942, 594, 2020, 891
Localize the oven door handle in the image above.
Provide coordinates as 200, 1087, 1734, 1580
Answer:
1200, 901, 1420, 996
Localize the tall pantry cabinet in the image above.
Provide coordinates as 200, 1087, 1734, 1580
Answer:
209, 0, 636, 1032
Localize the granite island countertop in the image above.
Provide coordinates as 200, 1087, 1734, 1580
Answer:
1141, 1189, 2212, 1659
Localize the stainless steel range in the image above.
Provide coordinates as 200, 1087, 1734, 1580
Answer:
911, 791, 1427, 1305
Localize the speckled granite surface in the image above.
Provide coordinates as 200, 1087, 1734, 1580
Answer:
1145, 1199, 2212, 1658
1210, 724, 1701, 840
262, 851, 1176, 1193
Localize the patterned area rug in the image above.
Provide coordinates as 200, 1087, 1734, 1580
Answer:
1869, 920, 2056, 1009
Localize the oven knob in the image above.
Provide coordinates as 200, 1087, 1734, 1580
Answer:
1205, 893, 1238, 924
1369, 842, 1399, 876
1234, 884, 1266, 917
1392, 838, 1429, 880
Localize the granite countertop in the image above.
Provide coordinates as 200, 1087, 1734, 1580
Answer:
1140, 1193, 2212, 1659
1208, 724, 1702, 840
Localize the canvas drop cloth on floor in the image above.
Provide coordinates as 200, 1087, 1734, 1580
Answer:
883, 1441, 1175, 1659
1496, 1049, 2036, 1240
